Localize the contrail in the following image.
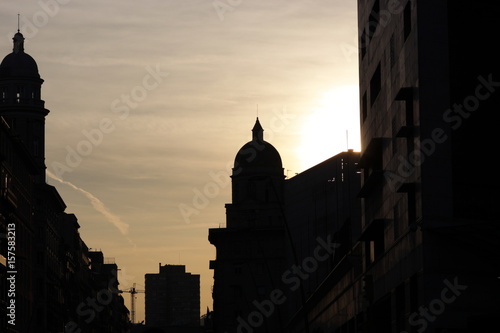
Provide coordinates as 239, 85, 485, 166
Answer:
46, 170, 129, 235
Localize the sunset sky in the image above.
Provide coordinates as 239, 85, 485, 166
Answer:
1, 0, 360, 323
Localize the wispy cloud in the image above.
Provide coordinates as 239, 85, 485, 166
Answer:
46, 170, 129, 235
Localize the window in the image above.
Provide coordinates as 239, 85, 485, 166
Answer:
393, 203, 400, 239
410, 274, 418, 312
362, 92, 368, 122
33, 139, 39, 157
360, 29, 367, 58
0, 86, 6, 101
404, 1, 412, 40
392, 116, 399, 154
395, 283, 405, 330
370, 63, 381, 105
16, 86, 23, 103
368, 0, 380, 41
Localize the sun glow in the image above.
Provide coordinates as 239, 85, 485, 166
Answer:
296, 85, 361, 172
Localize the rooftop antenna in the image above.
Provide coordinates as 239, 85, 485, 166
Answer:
256, 104, 259, 118
17, 13, 20, 32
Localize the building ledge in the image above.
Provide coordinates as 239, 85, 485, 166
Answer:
358, 170, 384, 197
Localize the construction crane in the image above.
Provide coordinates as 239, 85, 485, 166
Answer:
120, 283, 145, 323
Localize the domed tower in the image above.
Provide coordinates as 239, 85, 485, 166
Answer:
229, 118, 285, 224
0, 31, 49, 173
209, 118, 287, 333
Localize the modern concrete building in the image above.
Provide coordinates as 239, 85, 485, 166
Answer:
145, 264, 200, 329
287, 1, 500, 332
355, 0, 500, 331
209, 118, 288, 333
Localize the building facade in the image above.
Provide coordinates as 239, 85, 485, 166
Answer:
284, 150, 361, 331
209, 118, 288, 333
145, 264, 200, 329
355, 0, 500, 331
287, 1, 500, 332
0, 115, 38, 332
0, 30, 130, 333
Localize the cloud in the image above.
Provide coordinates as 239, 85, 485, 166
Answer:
46, 169, 130, 235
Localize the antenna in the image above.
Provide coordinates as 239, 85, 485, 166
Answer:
346, 130, 349, 150
17, 14, 20, 32
256, 104, 259, 118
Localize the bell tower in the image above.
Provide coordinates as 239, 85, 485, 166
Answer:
0, 30, 50, 175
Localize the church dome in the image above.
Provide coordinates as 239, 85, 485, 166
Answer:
0, 32, 40, 79
234, 118, 283, 174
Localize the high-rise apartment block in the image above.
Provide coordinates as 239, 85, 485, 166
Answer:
145, 264, 200, 329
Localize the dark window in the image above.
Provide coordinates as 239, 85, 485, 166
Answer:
395, 283, 405, 330
370, 63, 381, 105
362, 92, 368, 122
33, 139, 39, 157
368, 0, 380, 41
410, 273, 418, 312
404, 1, 412, 40
392, 117, 397, 154
390, 34, 396, 67
360, 29, 367, 58
0, 86, 6, 101
393, 204, 400, 240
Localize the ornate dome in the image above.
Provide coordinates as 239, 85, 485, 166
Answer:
234, 118, 283, 174
0, 32, 40, 79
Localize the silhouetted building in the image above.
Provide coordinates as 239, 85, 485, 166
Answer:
0, 116, 38, 332
285, 1, 500, 332
210, 2, 500, 332
355, 0, 500, 332
0, 30, 130, 332
209, 118, 287, 333
145, 264, 200, 329
284, 150, 361, 331
88, 251, 130, 332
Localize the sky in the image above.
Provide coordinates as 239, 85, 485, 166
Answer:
1, 0, 360, 324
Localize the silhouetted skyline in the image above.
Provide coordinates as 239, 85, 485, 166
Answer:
0, 1, 361, 324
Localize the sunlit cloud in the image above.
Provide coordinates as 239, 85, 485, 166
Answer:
46, 170, 130, 235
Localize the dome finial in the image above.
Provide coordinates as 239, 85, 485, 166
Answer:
13, 14, 25, 54
13, 32, 25, 54
252, 117, 264, 142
